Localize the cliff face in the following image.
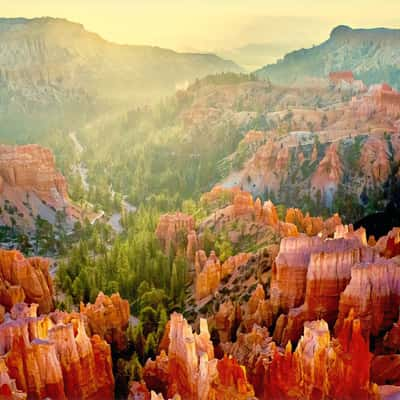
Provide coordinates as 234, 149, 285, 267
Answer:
310, 143, 343, 207
79, 292, 130, 351
136, 313, 254, 400
196, 190, 342, 255
335, 259, 400, 337
0, 303, 114, 400
258, 313, 378, 400
136, 313, 379, 400
285, 208, 342, 238
359, 137, 391, 188
155, 212, 195, 254
194, 251, 251, 301
217, 81, 400, 212
0, 249, 53, 314
270, 225, 388, 344
0, 144, 80, 230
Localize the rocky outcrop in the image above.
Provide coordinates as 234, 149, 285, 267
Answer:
143, 313, 254, 400
237, 138, 290, 195
258, 312, 378, 400
221, 324, 274, 390
371, 355, 400, 386
186, 230, 199, 263
285, 208, 342, 236
278, 243, 378, 345
0, 249, 53, 314
0, 358, 26, 399
335, 259, 400, 337
0, 144, 79, 229
311, 143, 343, 207
197, 191, 299, 254
127, 381, 151, 400
79, 292, 130, 350
214, 300, 240, 343
359, 137, 391, 188
0, 302, 114, 400
156, 213, 195, 253
195, 251, 251, 301
144, 312, 379, 400
271, 228, 368, 315
241, 284, 273, 332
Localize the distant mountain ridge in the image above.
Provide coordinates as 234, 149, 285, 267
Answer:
0, 17, 242, 139
256, 25, 400, 89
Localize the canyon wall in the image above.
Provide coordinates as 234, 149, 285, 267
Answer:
0, 144, 80, 229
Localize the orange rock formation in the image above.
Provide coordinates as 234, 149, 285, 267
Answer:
155, 212, 195, 253
194, 251, 251, 301
0, 249, 53, 314
80, 292, 130, 350
0, 144, 80, 228
143, 313, 254, 400
0, 303, 114, 400
258, 312, 378, 400
311, 143, 343, 207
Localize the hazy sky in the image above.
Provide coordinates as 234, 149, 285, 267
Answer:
1, 0, 399, 53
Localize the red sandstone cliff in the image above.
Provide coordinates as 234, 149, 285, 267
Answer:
79, 292, 130, 351
359, 137, 391, 188
0, 250, 53, 314
194, 251, 251, 301
137, 313, 254, 400
0, 302, 114, 400
258, 312, 378, 400
310, 143, 343, 207
0, 144, 80, 229
155, 212, 195, 253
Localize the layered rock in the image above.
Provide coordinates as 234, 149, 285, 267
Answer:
0, 250, 53, 314
335, 259, 400, 337
271, 235, 325, 313
79, 292, 130, 350
271, 228, 368, 315
237, 138, 290, 195
0, 144, 79, 229
241, 284, 273, 333
195, 251, 251, 301
257, 312, 378, 400
156, 213, 195, 253
197, 191, 298, 252
371, 355, 400, 386
277, 243, 378, 344
214, 300, 240, 343
376, 228, 400, 258
0, 303, 114, 400
269, 226, 384, 344
221, 324, 274, 389
310, 143, 343, 207
0, 358, 26, 399
285, 208, 342, 237
143, 313, 254, 400
359, 137, 391, 188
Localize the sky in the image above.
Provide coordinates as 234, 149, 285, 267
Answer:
1, 0, 399, 56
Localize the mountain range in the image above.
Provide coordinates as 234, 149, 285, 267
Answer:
0, 17, 242, 139
257, 25, 400, 88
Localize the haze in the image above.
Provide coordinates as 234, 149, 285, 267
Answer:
2, 0, 400, 67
